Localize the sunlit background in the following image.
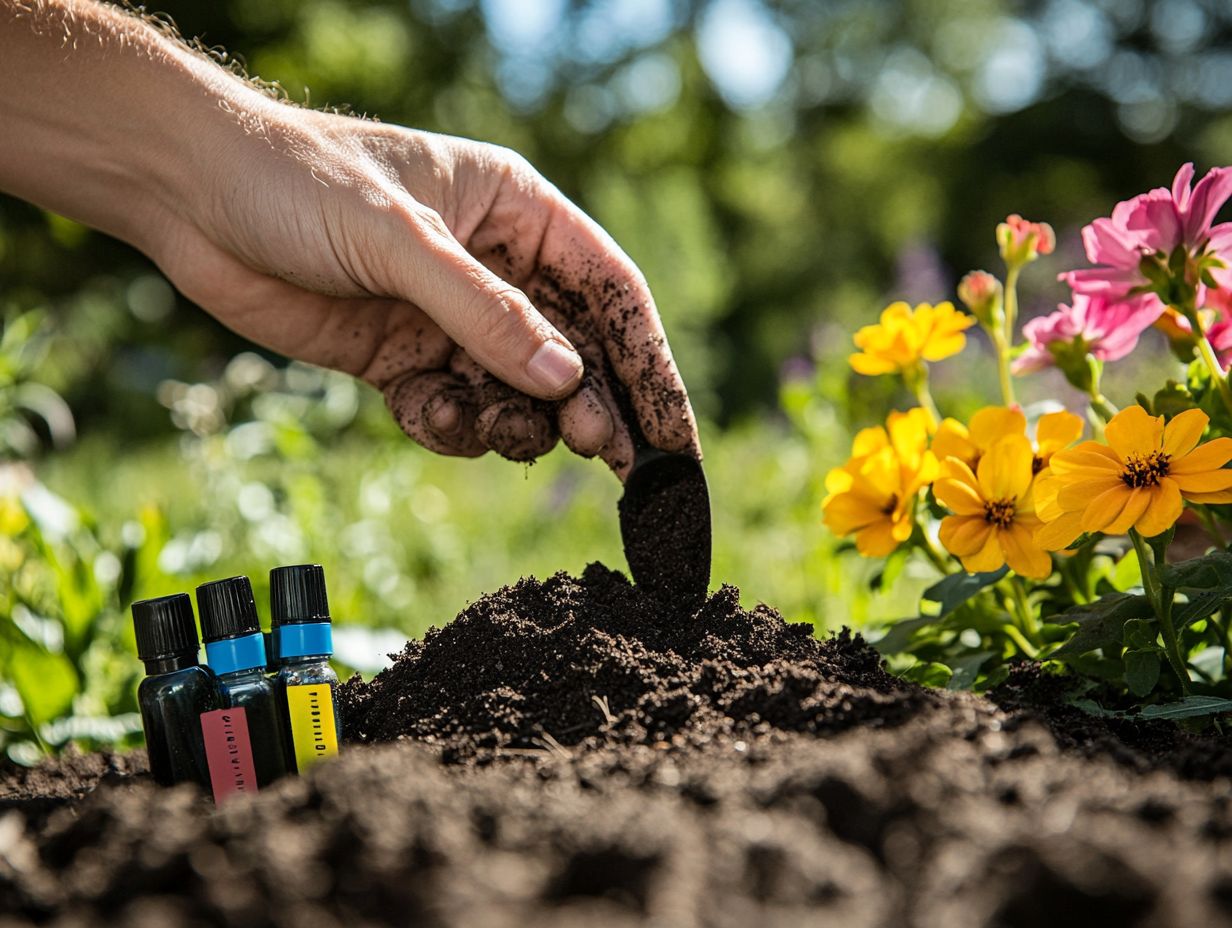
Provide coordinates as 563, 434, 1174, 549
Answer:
2, 0, 1231, 759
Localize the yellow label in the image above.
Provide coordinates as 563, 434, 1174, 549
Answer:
286, 683, 339, 771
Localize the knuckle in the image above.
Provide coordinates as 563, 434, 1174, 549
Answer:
465, 287, 537, 354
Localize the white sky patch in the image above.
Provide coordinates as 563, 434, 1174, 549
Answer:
697, 0, 793, 110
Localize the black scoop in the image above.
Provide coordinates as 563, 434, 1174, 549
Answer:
616, 416, 712, 605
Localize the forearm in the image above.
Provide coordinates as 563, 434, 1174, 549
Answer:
0, 0, 275, 253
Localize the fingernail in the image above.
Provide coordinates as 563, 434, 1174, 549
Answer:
527, 341, 583, 394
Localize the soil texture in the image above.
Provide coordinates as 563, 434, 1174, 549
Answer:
4, 565, 1232, 927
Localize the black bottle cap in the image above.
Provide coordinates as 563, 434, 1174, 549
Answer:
270, 564, 331, 627
132, 594, 200, 661
196, 576, 260, 642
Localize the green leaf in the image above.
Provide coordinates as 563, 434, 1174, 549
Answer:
902, 661, 952, 688
1124, 650, 1161, 697
922, 566, 1008, 618
1161, 551, 1232, 592
1122, 618, 1158, 651
1139, 696, 1232, 720
946, 651, 994, 691
1052, 593, 1154, 656
1172, 590, 1227, 630
8, 645, 77, 728
874, 615, 938, 655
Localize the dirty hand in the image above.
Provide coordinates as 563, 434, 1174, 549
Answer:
0, 0, 699, 478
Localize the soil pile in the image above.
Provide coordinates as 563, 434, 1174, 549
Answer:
5, 567, 1232, 927
340, 564, 925, 759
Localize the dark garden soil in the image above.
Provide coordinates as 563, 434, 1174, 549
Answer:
5, 565, 1232, 927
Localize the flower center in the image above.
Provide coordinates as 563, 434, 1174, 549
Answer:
1121, 451, 1170, 489
983, 498, 1016, 529
1031, 454, 1044, 475
881, 494, 900, 516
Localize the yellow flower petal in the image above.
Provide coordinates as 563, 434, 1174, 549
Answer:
1036, 411, 1084, 454
1056, 475, 1126, 511
935, 478, 985, 516
1182, 489, 1232, 504
1035, 510, 1086, 550
940, 514, 993, 557
850, 353, 898, 375
855, 521, 900, 556
1173, 470, 1232, 494
1171, 437, 1232, 474
969, 407, 1027, 448
1102, 488, 1152, 536
1080, 485, 1131, 534
962, 532, 1006, 573
1104, 405, 1164, 460
1162, 408, 1210, 458
1050, 445, 1122, 475
977, 435, 1034, 502
1000, 523, 1052, 578
1134, 478, 1183, 538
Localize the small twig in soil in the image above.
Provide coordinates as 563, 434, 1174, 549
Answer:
591, 694, 616, 725
532, 732, 571, 760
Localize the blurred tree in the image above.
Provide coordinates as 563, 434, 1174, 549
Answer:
2, 0, 1231, 436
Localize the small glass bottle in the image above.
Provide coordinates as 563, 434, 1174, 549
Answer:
196, 576, 290, 796
132, 594, 220, 789
270, 564, 342, 772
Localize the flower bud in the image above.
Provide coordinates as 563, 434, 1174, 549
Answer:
957, 270, 1003, 326
997, 214, 1056, 267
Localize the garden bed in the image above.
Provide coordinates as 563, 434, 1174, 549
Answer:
4, 566, 1232, 927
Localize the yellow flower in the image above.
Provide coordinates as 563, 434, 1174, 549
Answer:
850, 301, 975, 375
1036, 406, 1232, 549
823, 408, 937, 556
935, 435, 1051, 578
1033, 410, 1085, 473
933, 406, 1026, 471
932, 407, 1082, 475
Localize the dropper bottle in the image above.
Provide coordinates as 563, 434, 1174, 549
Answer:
196, 576, 290, 795
132, 594, 221, 789
270, 564, 342, 771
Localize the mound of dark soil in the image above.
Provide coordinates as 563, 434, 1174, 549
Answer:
4, 566, 1232, 927
340, 564, 925, 759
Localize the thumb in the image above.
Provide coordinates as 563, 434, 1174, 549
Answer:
387, 206, 583, 399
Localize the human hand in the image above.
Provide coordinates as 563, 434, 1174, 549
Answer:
147, 105, 699, 477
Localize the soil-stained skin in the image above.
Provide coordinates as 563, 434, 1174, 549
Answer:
379, 246, 698, 476
8, 566, 1232, 927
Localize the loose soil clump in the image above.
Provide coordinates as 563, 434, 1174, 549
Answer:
5, 566, 1232, 927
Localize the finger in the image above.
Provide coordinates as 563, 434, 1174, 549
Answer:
558, 383, 613, 459
383, 370, 485, 457
531, 213, 700, 457
475, 397, 559, 462
383, 202, 584, 400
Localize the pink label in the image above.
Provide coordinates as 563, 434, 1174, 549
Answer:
200, 708, 258, 804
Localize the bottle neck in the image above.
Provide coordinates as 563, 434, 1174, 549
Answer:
274, 622, 332, 663
142, 652, 199, 675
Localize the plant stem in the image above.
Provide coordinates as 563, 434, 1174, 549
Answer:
1087, 385, 1117, 425
1003, 623, 1039, 659
907, 363, 942, 428
919, 533, 952, 575
991, 264, 1020, 408
1010, 575, 1041, 642
1182, 299, 1232, 417
1129, 528, 1191, 695
988, 325, 1017, 408
1003, 265, 1021, 337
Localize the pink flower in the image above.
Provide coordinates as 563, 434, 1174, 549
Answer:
997, 215, 1055, 265
1062, 163, 1232, 307
1013, 293, 1161, 374
957, 270, 1002, 324
1208, 316, 1232, 371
